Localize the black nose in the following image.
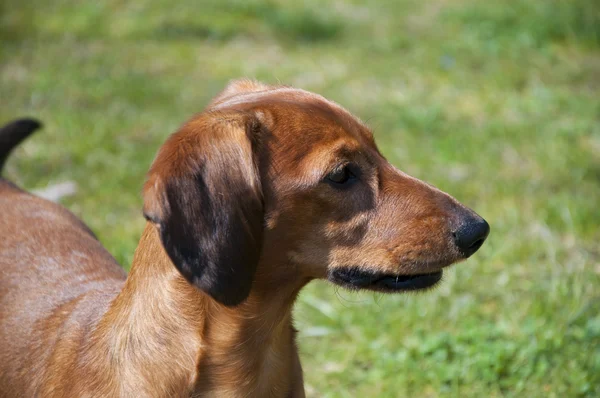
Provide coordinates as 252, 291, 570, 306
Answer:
453, 217, 490, 257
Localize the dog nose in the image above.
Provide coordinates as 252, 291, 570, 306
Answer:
452, 216, 489, 257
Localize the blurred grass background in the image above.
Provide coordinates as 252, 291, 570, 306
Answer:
1, 0, 599, 396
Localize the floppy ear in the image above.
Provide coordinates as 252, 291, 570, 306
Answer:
143, 112, 264, 306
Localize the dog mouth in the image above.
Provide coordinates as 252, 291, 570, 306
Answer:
329, 267, 443, 292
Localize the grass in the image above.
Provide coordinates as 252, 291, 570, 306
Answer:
1, 0, 599, 396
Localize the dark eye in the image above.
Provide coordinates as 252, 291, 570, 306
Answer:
327, 165, 356, 185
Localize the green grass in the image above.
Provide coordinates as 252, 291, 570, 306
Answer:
2, 0, 599, 396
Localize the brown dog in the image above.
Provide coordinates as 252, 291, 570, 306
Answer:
0, 80, 489, 397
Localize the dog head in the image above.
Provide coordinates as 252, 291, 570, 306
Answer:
143, 79, 489, 306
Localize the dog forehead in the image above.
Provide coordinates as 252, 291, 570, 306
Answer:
211, 85, 323, 110
210, 86, 375, 146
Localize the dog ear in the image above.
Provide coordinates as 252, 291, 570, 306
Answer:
143, 112, 264, 306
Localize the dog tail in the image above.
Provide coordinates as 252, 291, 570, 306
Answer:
0, 118, 42, 173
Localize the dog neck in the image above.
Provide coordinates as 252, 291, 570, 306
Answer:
89, 223, 306, 397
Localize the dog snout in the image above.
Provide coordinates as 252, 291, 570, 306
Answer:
452, 214, 490, 258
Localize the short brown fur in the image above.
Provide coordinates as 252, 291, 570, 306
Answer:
0, 80, 488, 397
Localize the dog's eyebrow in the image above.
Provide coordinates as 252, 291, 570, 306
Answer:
331, 143, 376, 168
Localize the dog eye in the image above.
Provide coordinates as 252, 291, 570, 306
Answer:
327, 165, 356, 185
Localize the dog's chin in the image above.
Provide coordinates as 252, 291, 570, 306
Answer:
328, 267, 444, 293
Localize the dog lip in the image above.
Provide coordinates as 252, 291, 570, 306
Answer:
329, 268, 443, 292
373, 271, 442, 290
